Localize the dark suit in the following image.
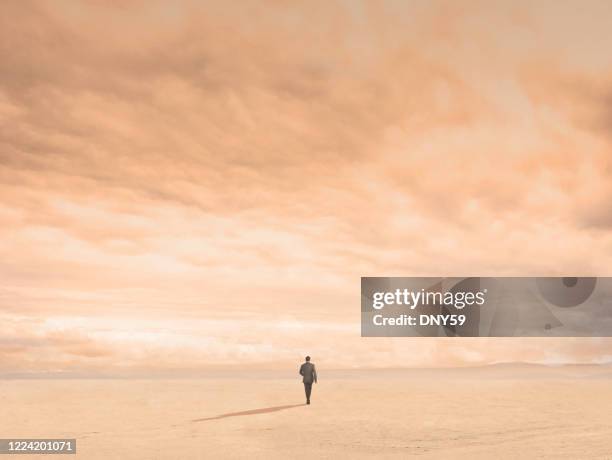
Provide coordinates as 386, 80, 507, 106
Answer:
299, 362, 317, 403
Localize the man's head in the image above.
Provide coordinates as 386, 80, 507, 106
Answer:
305, 356, 311, 362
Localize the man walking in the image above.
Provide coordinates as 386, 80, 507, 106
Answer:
299, 356, 317, 404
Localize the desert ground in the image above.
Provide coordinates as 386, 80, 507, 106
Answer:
1, 365, 612, 459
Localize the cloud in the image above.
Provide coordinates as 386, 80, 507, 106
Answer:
1, 0, 612, 372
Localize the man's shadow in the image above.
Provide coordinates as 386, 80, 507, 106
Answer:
192, 404, 305, 422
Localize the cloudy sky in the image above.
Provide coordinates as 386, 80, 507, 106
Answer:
1, 0, 612, 374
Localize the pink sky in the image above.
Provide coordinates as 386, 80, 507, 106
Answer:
1, 0, 612, 373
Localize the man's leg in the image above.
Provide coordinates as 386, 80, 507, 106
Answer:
304, 383, 312, 404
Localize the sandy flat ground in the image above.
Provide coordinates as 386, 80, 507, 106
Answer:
1, 367, 612, 459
